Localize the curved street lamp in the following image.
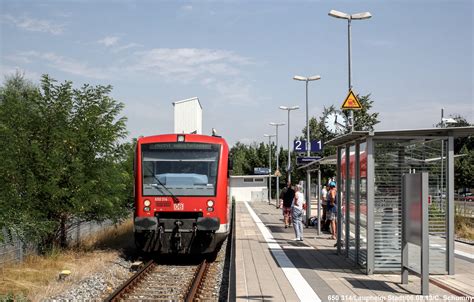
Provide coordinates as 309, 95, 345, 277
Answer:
270, 122, 285, 208
264, 134, 276, 205
279, 105, 299, 183
328, 9, 372, 132
293, 74, 321, 225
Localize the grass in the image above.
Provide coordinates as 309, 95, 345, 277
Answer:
432, 204, 474, 241
0, 218, 133, 301
455, 213, 474, 241
75, 218, 134, 251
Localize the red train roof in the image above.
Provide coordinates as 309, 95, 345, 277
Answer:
138, 133, 228, 146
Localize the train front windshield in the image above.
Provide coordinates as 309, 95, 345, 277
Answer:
142, 142, 220, 196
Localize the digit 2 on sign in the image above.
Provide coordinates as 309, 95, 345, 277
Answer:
174, 203, 184, 210
295, 140, 302, 151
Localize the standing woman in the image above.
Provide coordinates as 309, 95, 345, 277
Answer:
292, 184, 306, 241
327, 181, 337, 240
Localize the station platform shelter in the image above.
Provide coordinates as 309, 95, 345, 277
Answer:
323, 127, 473, 276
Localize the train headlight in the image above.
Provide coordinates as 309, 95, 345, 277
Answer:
144, 206, 150, 212
207, 200, 214, 207
207, 207, 214, 212
144, 199, 151, 207
177, 135, 185, 142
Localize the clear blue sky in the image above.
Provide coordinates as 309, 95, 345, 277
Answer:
1, 0, 472, 147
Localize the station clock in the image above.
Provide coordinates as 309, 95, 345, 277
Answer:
324, 110, 348, 135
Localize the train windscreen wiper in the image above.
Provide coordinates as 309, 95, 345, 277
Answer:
146, 167, 180, 204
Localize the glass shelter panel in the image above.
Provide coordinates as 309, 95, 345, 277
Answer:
340, 148, 346, 248
348, 145, 357, 262
405, 139, 447, 274
372, 138, 448, 273
359, 142, 368, 268
373, 141, 405, 272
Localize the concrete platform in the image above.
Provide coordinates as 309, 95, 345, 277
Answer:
234, 200, 474, 301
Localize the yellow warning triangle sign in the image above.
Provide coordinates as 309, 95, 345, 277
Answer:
341, 90, 362, 110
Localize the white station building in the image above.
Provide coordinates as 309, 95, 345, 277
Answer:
229, 175, 269, 202
173, 97, 203, 134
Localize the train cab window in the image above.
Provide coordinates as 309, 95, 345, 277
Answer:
141, 142, 220, 196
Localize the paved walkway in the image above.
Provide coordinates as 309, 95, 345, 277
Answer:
234, 200, 474, 301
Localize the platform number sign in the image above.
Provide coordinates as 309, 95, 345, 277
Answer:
293, 140, 323, 152
294, 140, 305, 152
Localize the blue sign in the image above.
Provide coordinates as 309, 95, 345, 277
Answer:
293, 140, 323, 152
297, 156, 322, 165
254, 167, 270, 175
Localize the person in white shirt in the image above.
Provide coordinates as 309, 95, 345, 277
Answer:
321, 185, 329, 231
291, 184, 306, 241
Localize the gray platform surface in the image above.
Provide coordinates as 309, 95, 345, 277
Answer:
235, 200, 473, 301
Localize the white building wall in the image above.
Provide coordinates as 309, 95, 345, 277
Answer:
196, 102, 202, 134
173, 97, 202, 134
229, 176, 269, 202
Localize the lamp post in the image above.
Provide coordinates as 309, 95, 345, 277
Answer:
328, 9, 371, 132
279, 106, 299, 183
264, 134, 275, 205
270, 122, 285, 208
293, 75, 321, 224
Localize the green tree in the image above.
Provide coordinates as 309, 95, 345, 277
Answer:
229, 142, 252, 175
0, 74, 131, 248
353, 94, 379, 131
0, 74, 46, 242
437, 115, 473, 191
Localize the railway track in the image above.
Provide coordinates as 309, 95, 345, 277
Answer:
104, 202, 235, 302
104, 259, 210, 301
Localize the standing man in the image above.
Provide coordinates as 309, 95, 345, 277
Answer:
281, 181, 295, 228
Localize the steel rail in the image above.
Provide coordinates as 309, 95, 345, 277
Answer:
104, 259, 154, 302
185, 260, 208, 302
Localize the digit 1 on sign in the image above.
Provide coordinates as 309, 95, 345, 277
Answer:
310, 140, 323, 152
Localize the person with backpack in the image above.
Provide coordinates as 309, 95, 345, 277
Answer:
281, 181, 295, 228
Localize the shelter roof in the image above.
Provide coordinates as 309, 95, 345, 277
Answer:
297, 154, 337, 171
326, 126, 474, 147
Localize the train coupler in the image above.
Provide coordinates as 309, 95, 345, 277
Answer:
172, 221, 183, 251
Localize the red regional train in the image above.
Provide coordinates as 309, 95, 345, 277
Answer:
133, 133, 230, 257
